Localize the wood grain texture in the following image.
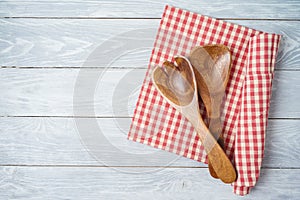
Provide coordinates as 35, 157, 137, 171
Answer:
1, 0, 300, 19
0, 19, 299, 69
0, 69, 299, 118
0, 166, 299, 199
0, 117, 299, 168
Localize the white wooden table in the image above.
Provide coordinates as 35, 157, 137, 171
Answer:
0, 1, 299, 199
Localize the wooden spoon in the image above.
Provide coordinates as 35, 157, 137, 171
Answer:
189, 45, 232, 179
152, 56, 236, 184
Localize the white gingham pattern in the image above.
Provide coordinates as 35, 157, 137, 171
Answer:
128, 5, 281, 195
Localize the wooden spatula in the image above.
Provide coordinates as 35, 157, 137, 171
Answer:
189, 45, 232, 179
152, 56, 236, 184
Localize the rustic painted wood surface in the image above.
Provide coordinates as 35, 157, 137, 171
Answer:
0, 1, 299, 199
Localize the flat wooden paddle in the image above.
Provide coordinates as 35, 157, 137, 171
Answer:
152, 56, 236, 184
189, 45, 232, 179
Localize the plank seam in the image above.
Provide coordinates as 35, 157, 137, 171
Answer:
0, 164, 298, 169
1, 67, 299, 71
2, 17, 300, 21
0, 116, 300, 120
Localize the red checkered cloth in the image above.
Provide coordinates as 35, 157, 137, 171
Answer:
128, 5, 281, 196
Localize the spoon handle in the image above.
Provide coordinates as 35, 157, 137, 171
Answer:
208, 117, 224, 179
194, 120, 236, 184
209, 117, 224, 149
207, 95, 225, 178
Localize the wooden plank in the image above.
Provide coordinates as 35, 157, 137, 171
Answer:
0, 117, 200, 167
0, 69, 299, 118
0, 166, 298, 199
269, 71, 300, 118
264, 119, 300, 168
0, 19, 158, 68
0, 117, 299, 168
1, 0, 299, 19
0, 19, 299, 69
